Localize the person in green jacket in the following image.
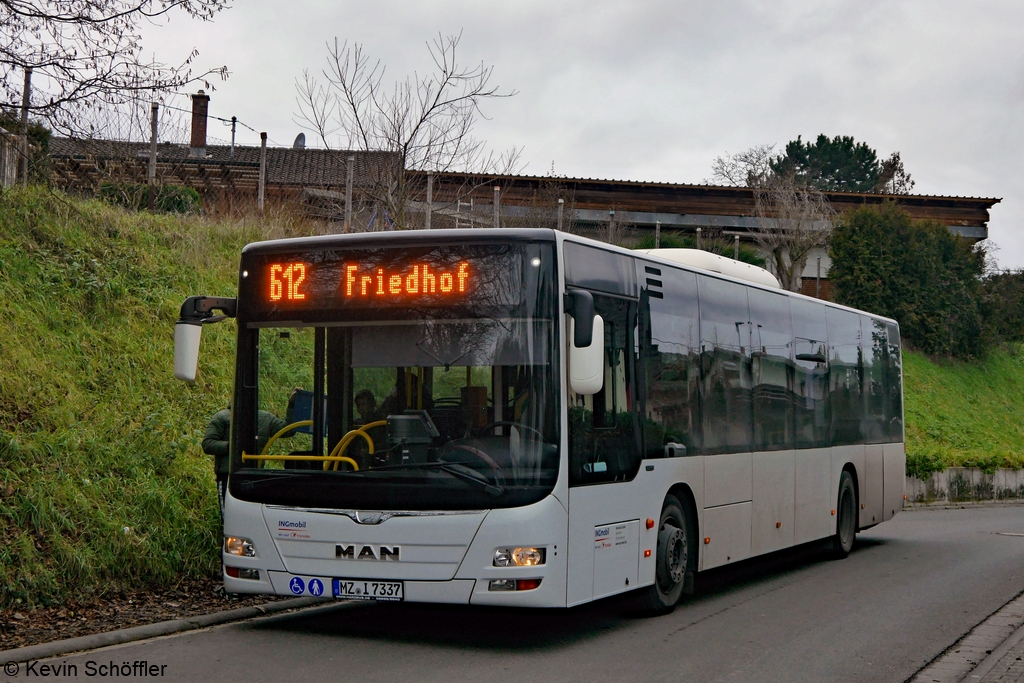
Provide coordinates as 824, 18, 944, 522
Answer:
203, 390, 299, 517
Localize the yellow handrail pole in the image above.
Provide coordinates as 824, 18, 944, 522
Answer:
241, 453, 359, 470
260, 420, 313, 455
328, 421, 384, 470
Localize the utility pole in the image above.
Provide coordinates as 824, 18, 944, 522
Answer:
230, 116, 237, 158
18, 67, 31, 185
425, 170, 433, 229
148, 102, 158, 211
557, 198, 564, 231
344, 155, 354, 234
493, 186, 501, 229
258, 132, 267, 214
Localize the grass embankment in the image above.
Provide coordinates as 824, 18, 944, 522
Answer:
904, 348, 1024, 478
0, 187, 1022, 606
0, 186, 315, 606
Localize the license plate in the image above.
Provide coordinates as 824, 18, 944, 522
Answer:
333, 578, 404, 601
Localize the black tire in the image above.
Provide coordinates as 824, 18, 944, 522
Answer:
636, 494, 691, 615
831, 471, 857, 558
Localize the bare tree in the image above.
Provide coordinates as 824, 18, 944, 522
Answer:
707, 144, 776, 187
752, 175, 836, 292
1, 0, 229, 134
294, 33, 521, 230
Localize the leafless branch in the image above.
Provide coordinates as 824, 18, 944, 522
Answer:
752, 174, 836, 292
293, 32, 521, 230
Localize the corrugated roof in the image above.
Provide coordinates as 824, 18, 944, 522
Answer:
48, 138, 397, 187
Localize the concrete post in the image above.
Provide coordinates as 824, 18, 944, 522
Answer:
608, 210, 615, 244
148, 102, 158, 211
655, 220, 661, 248
258, 132, 267, 214
493, 186, 501, 229
816, 257, 821, 298
697, 227, 702, 250
734, 235, 740, 260
557, 198, 564, 231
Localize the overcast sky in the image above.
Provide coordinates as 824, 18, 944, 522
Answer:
139, 0, 1024, 267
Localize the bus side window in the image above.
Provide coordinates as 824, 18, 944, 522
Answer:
791, 298, 829, 449
638, 266, 701, 458
568, 295, 641, 485
697, 275, 753, 454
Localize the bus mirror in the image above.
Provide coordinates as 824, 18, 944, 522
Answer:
174, 295, 236, 382
569, 315, 604, 395
564, 290, 595, 348
174, 322, 202, 382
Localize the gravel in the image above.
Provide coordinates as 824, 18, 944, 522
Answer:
1, 577, 281, 650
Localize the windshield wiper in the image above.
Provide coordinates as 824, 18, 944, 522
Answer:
369, 461, 505, 497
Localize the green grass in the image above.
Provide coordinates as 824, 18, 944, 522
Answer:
0, 186, 317, 606
904, 348, 1024, 478
0, 186, 1021, 606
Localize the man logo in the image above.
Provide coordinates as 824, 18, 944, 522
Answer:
336, 544, 400, 561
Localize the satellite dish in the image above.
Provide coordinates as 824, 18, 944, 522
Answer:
293, 133, 306, 149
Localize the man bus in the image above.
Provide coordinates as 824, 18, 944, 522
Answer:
174, 229, 904, 614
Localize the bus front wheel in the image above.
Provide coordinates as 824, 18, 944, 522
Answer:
636, 494, 690, 615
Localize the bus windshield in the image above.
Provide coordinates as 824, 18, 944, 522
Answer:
229, 241, 559, 511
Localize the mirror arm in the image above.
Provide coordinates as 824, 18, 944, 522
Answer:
563, 290, 594, 348
177, 295, 237, 326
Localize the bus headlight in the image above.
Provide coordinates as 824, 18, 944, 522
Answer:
493, 547, 546, 567
225, 536, 256, 557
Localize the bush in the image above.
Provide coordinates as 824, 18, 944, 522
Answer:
829, 203, 987, 358
981, 270, 1024, 344
99, 183, 202, 215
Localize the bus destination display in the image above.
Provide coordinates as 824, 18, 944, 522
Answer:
261, 256, 480, 309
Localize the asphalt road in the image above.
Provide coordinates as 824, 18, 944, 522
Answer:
21, 506, 1024, 683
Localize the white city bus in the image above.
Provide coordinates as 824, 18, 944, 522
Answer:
174, 229, 904, 613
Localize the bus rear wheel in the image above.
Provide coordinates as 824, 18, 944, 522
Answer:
636, 494, 690, 615
831, 471, 857, 559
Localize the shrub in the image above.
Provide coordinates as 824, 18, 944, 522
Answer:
99, 183, 202, 215
829, 203, 986, 358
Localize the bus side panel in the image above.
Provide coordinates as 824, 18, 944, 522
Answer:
882, 442, 906, 521
702, 502, 752, 569
704, 452, 752, 507
831, 444, 865, 534
751, 450, 795, 556
862, 444, 885, 527
794, 448, 831, 544
565, 458, 703, 608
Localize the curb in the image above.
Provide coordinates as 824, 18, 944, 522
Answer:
0, 596, 334, 664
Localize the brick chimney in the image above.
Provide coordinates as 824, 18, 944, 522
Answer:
190, 89, 210, 158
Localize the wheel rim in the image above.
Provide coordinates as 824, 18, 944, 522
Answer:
657, 524, 686, 590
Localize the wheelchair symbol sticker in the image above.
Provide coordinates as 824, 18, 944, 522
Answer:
288, 577, 305, 595
308, 579, 324, 596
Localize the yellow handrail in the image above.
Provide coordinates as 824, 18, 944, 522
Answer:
261, 420, 313, 455
241, 452, 360, 470
326, 421, 385, 470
